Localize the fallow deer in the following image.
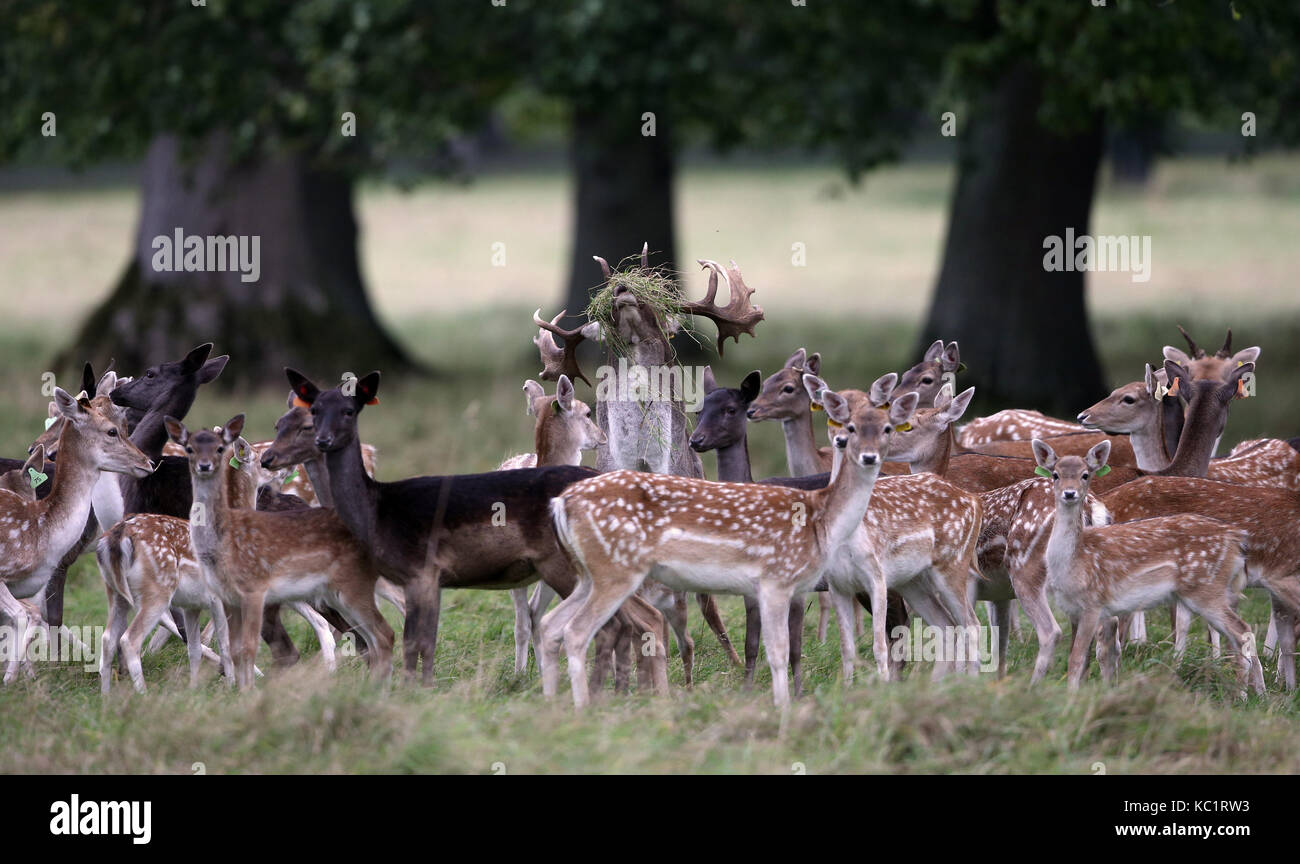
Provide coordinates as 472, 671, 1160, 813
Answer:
0, 389, 153, 683
1033, 439, 1265, 696
896, 339, 963, 407
168, 415, 393, 689
541, 385, 912, 708
286, 368, 672, 691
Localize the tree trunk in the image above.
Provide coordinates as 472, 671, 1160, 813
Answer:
919, 63, 1107, 418
57, 134, 417, 387
563, 105, 678, 319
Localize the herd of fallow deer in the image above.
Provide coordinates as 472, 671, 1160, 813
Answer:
0, 245, 1295, 710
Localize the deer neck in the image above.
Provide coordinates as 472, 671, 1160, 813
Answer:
535, 423, 579, 468
323, 436, 378, 546
714, 435, 753, 484
1045, 496, 1086, 591
131, 394, 197, 461
1127, 410, 1171, 472
783, 408, 823, 477
187, 467, 231, 564
909, 426, 955, 475
1157, 394, 1221, 477
1159, 395, 1184, 464
303, 458, 334, 508
34, 422, 100, 563
818, 461, 880, 549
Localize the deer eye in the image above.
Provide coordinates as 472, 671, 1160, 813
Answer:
921, 377, 933, 385
846, 424, 855, 433
185, 446, 194, 454
217, 446, 225, 454
1051, 472, 1059, 481
107, 428, 118, 438
145, 370, 156, 379
884, 426, 892, 434
1121, 396, 1135, 404
1082, 472, 1089, 480
344, 409, 354, 417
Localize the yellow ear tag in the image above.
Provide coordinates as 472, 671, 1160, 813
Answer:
826, 417, 843, 429
895, 421, 913, 432
810, 402, 823, 412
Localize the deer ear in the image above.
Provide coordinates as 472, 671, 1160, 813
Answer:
1144, 363, 1157, 397
1232, 346, 1261, 367
802, 373, 827, 405
53, 387, 84, 420
942, 387, 975, 424
740, 371, 762, 404
198, 354, 229, 385
869, 373, 898, 408
933, 382, 955, 410
805, 352, 821, 376
81, 362, 97, 398
1086, 439, 1112, 472
784, 348, 807, 370
923, 340, 944, 363
1163, 359, 1192, 400
223, 414, 246, 444
522, 380, 545, 415
1031, 438, 1058, 471
889, 392, 920, 427
23, 445, 45, 475
943, 342, 961, 372
181, 343, 214, 374
701, 366, 718, 395
556, 374, 575, 412
164, 415, 188, 446
1162, 346, 1192, 367
1224, 361, 1254, 400
96, 370, 118, 397
822, 390, 850, 425
285, 368, 321, 405
354, 371, 381, 406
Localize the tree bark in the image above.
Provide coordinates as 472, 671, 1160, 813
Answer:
563, 106, 678, 320
57, 134, 417, 387
919, 63, 1107, 418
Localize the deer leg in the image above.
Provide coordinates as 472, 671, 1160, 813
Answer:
742, 595, 761, 691
121, 591, 172, 694
510, 587, 532, 674
209, 599, 235, 685
756, 581, 796, 708
329, 587, 393, 679
1264, 611, 1279, 659
538, 578, 592, 700
260, 603, 300, 668
1097, 617, 1120, 684
882, 590, 909, 676
668, 592, 694, 687
1066, 610, 1101, 690
237, 595, 268, 690
181, 608, 204, 687
816, 592, 830, 642
290, 602, 337, 672
1275, 606, 1296, 692
1017, 582, 1061, 683
789, 594, 806, 697
527, 582, 557, 671
988, 599, 1011, 678
1172, 603, 1192, 658
559, 578, 644, 709
1191, 599, 1265, 698
0, 581, 35, 685
829, 589, 860, 684
696, 593, 740, 667
99, 593, 132, 695
626, 594, 668, 694
1129, 611, 1147, 645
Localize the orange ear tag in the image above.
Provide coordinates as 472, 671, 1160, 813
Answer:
366, 397, 379, 405
1167, 377, 1180, 397
1237, 379, 1248, 399
292, 396, 312, 409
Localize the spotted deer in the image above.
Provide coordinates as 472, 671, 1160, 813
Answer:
167, 415, 393, 689
287, 369, 671, 691
1033, 438, 1264, 695
542, 384, 915, 709
800, 374, 985, 684
896, 339, 963, 407
0, 447, 48, 500
532, 249, 759, 669
97, 434, 340, 694
0, 388, 153, 683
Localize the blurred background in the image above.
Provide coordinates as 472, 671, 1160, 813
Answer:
2, 0, 1298, 482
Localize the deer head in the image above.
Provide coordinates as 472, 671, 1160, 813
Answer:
883, 383, 975, 465
1162, 326, 1260, 383
1032, 438, 1112, 506
522, 374, 606, 462
54, 387, 153, 478
284, 368, 379, 455
689, 368, 761, 453
0, 446, 47, 500
821, 385, 919, 469
746, 348, 821, 422
165, 414, 245, 479
897, 340, 962, 407
112, 343, 229, 429
260, 393, 320, 471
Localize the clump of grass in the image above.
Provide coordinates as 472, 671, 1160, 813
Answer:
581, 256, 701, 361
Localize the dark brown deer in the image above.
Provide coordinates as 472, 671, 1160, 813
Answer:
286, 368, 672, 690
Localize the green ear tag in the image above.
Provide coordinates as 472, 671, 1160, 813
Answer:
43, 416, 56, 431
28, 467, 47, 488
552, 400, 563, 415
229, 454, 242, 469
284, 467, 300, 485
1034, 465, 1052, 478
956, 362, 968, 374
1095, 464, 1111, 477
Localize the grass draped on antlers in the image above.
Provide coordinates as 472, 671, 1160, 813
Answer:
581, 256, 706, 453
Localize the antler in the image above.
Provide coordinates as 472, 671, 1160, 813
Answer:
532, 309, 592, 387
1216, 328, 1233, 359
1177, 325, 1206, 359
682, 259, 764, 356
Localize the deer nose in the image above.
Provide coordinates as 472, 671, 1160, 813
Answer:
197, 461, 214, 473
314, 435, 332, 450
859, 452, 879, 466
745, 408, 757, 419
1062, 489, 1078, 501
689, 435, 706, 450
260, 451, 276, 468
1076, 411, 1089, 423
834, 435, 848, 449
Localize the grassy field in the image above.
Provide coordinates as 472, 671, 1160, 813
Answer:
1, 158, 1299, 773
